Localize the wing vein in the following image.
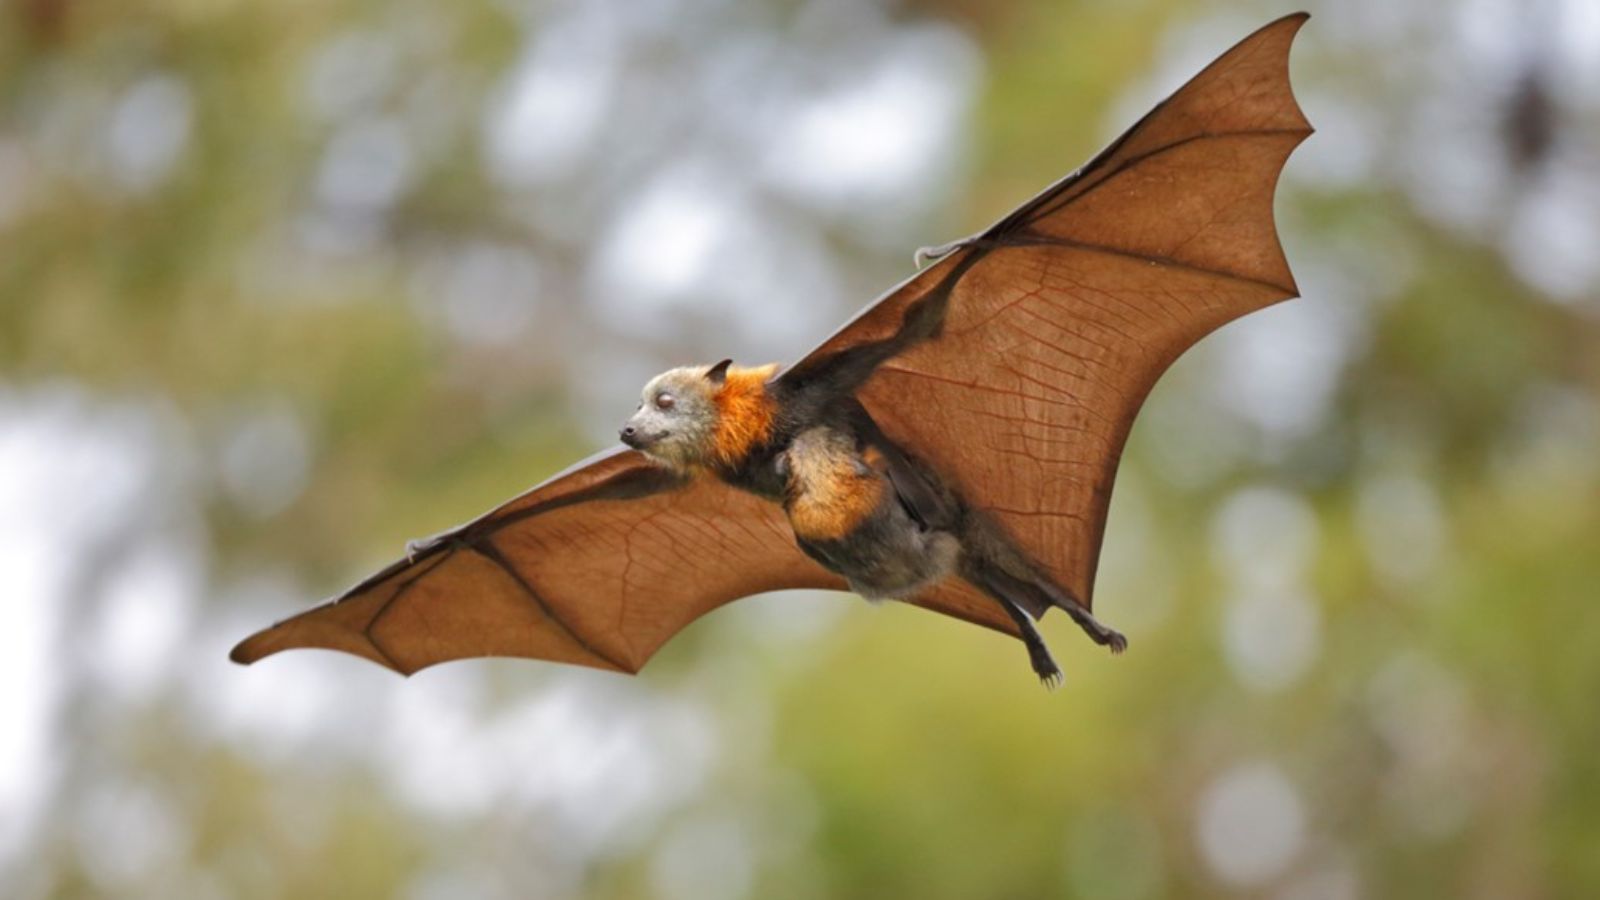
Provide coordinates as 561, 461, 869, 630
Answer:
363, 549, 456, 671
471, 538, 631, 671
1009, 232, 1295, 297
1018, 127, 1309, 228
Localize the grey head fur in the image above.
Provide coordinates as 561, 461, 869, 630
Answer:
619, 363, 723, 470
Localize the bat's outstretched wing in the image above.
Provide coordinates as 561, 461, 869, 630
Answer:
229, 448, 852, 675
234, 15, 1309, 675
233, 445, 1020, 674
783, 14, 1312, 614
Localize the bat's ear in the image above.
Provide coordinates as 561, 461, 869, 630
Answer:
705, 359, 734, 385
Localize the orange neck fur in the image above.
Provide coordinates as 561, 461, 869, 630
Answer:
710, 364, 779, 470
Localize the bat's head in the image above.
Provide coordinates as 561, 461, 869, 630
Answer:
620, 359, 735, 470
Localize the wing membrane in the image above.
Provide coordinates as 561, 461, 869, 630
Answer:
786, 14, 1311, 609
236, 15, 1311, 673
232, 449, 843, 674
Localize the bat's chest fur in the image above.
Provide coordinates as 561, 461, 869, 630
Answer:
801, 516, 961, 602
782, 427, 960, 601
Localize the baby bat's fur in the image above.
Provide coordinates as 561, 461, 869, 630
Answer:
620, 359, 1127, 686
779, 427, 960, 602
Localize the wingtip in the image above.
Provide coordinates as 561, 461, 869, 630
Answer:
1279, 12, 1315, 136
229, 631, 269, 666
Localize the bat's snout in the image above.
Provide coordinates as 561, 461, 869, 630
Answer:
620, 423, 663, 450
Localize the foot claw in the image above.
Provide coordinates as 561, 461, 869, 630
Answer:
1030, 648, 1063, 689
1105, 630, 1128, 655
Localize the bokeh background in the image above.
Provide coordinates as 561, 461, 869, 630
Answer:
4, 0, 1598, 897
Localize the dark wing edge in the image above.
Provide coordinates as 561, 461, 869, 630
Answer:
229, 447, 847, 676
983, 13, 1312, 276
780, 14, 1313, 614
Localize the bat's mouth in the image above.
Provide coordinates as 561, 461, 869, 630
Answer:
619, 425, 666, 450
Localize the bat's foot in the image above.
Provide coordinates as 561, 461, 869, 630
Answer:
1028, 643, 1064, 690
1058, 601, 1128, 655
964, 562, 1071, 688
991, 591, 1064, 689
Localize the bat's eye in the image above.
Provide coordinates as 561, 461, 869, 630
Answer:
655, 392, 675, 411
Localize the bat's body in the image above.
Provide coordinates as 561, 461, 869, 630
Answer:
232, 15, 1313, 685
777, 425, 1125, 684
620, 361, 1127, 682
780, 426, 960, 602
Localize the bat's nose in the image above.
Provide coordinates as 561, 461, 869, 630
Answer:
620, 425, 640, 448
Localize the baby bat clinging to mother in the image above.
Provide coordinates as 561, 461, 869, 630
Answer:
231, 14, 1312, 685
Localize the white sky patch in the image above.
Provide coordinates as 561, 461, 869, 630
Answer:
197, 650, 360, 765
381, 672, 717, 855
697, 208, 843, 354
186, 573, 396, 767
302, 30, 399, 123
592, 164, 735, 314
1096, 475, 1177, 633
650, 809, 756, 900
1210, 485, 1324, 690
483, 11, 618, 188
1504, 158, 1600, 305
315, 116, 414, 214
587, 159, 844, 361
86, 538, 203, 706
1329, 0, 1600, 304
1210, 485, 1321, 591
0, 512, 67, 871
1222, 587, 1322, 693
1195, 761, 1307, 887
1289, 90, 1380, 190
1355, 470, 1448, 591
1109, 11, 1277, 138
0, 388, 166, 868
760, 25, 980, 219
217, 401, 312, 520
107, 74, 194, 194
1555, 0, 1600, 97
1209, 298, 1355, 445
72, 775, 191, 893
409, 241, 544, 346
1366, 652, 1478, 838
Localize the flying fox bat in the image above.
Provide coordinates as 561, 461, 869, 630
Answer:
232, 14, 1312, 685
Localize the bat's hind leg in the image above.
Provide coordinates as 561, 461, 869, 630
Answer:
1044, 582, 1128, 654
960, 538, 1126, 672
959, 516, 1129, 658
1000, 598, 1063, 689
961, 562, 1063, 687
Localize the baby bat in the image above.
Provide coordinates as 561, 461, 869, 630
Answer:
231, 14, 1312, 685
